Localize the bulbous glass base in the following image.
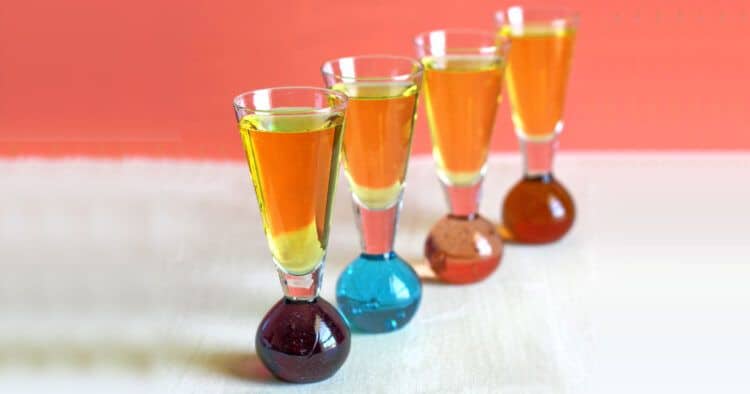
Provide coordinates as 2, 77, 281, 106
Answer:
501, 174, 575, 244
424, 214, 503, 284
336, 252, 422, 333
255, 297, 350, 383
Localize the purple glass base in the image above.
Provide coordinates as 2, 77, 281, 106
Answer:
255, 297, 351, 383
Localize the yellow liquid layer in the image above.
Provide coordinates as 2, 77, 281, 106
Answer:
331, 81, 418, 209
500, 24, 576, 140
422, 55, 504, 185
239, 108, 344, 274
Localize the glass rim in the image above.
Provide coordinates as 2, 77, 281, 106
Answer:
413, 28, 509, 55
320, 54, 424, 82
232, 86, 349, 116
494, 5, 580, 26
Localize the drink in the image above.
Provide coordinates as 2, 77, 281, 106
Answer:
331, 81, 418, 209
421, 55, 504, 185
239, 109, 344, 274
500, 25, 576, 140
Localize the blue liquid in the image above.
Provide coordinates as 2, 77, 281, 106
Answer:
336, 252, 422, 333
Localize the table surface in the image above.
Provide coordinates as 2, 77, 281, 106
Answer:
2, 154, 749, 394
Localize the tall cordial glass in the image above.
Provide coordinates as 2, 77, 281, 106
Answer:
232, 87, 350, 383
415, 30, 510, 284
321, 56, 423, 333
496, 6, 578, 243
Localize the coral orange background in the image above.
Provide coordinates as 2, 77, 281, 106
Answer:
1, 0, 748, 159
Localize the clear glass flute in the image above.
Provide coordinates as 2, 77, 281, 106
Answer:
415, 30, 510, 284
321, 55, 423, 333
495, 6, 578, 243
232, 87, 350, 383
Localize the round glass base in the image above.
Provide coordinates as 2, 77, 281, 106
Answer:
255, 297, 350, 383
424, 214, 503, 284
501, 174, 575, 244
336, 252, 422, 333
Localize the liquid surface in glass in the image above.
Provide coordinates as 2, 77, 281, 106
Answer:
331, 81, 418, 209
500, 24, 576, 140
421, 55, 504, 185
239, 108, 344, 274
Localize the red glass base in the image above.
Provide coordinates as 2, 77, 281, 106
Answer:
255, 297, 350, 383
424, 214, 503, 284
501, 174, 575, 244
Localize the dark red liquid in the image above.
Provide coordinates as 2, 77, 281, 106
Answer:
255, 297, 350, 383
501, 174, 575, 244
424, 214, 503, 284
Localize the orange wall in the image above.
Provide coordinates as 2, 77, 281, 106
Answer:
1, 0, 748, 159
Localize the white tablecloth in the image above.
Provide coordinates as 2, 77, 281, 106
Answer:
2, 154, 749, 393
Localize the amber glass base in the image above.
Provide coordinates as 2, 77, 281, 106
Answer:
424, 214, 503, 284
255, 297, 350, 383
501, 174, 575, 244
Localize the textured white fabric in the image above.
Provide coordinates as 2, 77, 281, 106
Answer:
2, 154, 749, 393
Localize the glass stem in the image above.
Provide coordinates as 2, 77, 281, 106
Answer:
352, 193, 402, 256
277, 263, 323, 302
520, 136, 558, 178
441, 178, 483, 218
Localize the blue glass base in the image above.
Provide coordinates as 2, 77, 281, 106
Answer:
336, 252, 422, 333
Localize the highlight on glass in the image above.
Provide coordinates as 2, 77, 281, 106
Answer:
415, 30, 509, 284
321, 55, 423, 333
495, 6, 578, 243
232, 87, 350, 383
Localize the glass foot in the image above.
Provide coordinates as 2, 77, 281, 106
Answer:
336, 252, 422, 333
501, 174, 575, 244
424, 214, 503, 284
255, 297, 350, 383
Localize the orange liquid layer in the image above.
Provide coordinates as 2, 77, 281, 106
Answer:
247, 129, 334, 237
422, 56, 504, 184
337, 86, 417, 189
502, 26, 576, 139
240, 114, 342, 238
